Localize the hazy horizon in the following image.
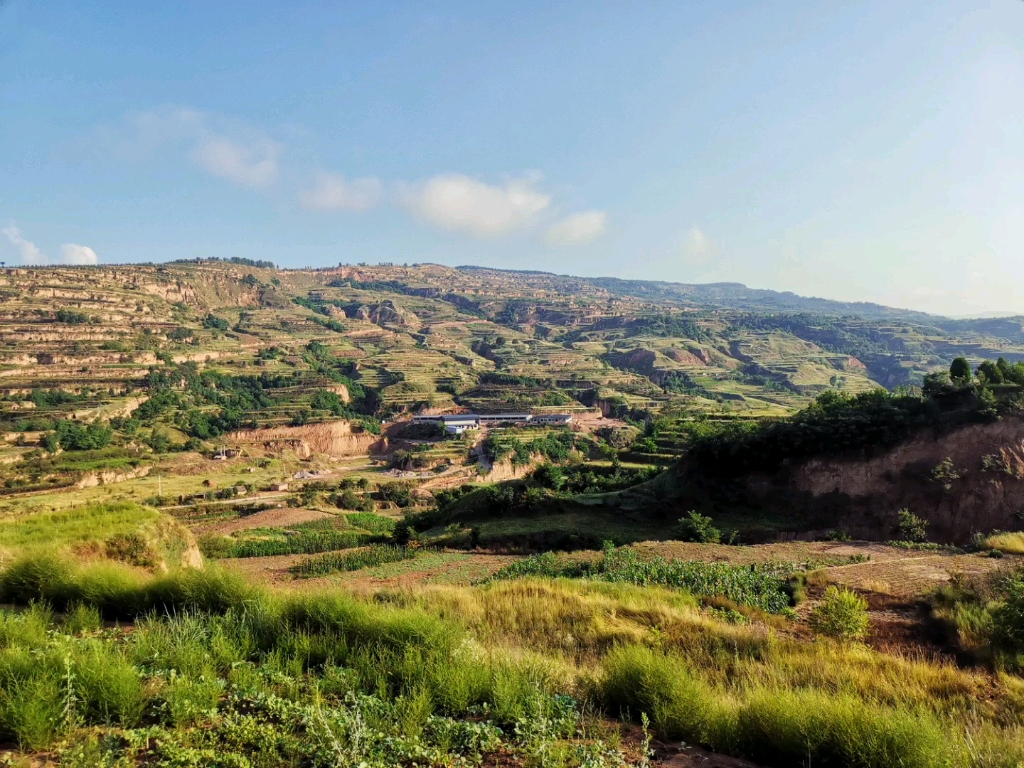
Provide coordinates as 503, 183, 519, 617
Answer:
2, 1, 1022, 317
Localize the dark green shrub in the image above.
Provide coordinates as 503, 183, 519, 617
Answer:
55, 308, 89, 324
678, 511, 721, 544
202, 314, 229, 331
896, 509, 928, 542
991, 574, 1024, 653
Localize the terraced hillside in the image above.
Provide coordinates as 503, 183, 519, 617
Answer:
3, 261, 1024, 767
1, 261, 1020, 423
0, 259, 1021, 510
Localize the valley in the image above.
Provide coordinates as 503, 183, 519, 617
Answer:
0, 261, 1023, 766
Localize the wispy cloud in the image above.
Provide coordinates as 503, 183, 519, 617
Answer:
398, 174, 550, 237
2, 226, 46, 265
301, 172, 382, 211
120, 106, 280, 190
681, 225, 720, 265
545, 211, 607, 245
3, 227, 99, 265
194, 137, 279, 189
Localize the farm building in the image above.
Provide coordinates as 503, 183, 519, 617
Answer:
411, 412, 572, 433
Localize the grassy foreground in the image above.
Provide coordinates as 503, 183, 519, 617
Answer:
0, 557, 1022, 766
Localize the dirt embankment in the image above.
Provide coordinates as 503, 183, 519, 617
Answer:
76, 465, 151, 489
227, 420, 383, 459
199, 507, 330, 536
751, 416, 1024, 542
481, 455, 546, 482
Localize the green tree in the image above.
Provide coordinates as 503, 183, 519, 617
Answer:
949, 357, 972, 384
677, 511, 721, 544
532, 464, 564, 491
977, 360, 1004, 384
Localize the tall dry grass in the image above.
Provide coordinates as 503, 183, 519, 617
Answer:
986, 532, 1024, 555
0, 561, 1022, 764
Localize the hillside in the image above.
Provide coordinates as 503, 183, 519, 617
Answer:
1, 261, 1024, 766
1, 260, 1021, 425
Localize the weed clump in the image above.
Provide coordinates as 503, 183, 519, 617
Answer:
809, 586, 870, 640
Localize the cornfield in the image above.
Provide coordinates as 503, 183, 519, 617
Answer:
228, 530, 369, 558
291, 544, 418, 577
488, 545, 791, 613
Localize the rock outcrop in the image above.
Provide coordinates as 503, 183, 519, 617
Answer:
227, 420, 383, 459
784, 417, 1024, 542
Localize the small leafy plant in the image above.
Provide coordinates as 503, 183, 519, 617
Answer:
895, 508, 928, 543
677, 511, 721, 544
809, 586, 869, 641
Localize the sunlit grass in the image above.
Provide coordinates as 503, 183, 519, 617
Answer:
986, 532, 1024, 555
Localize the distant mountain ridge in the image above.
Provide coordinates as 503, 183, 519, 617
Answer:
455, 265, 1024, 346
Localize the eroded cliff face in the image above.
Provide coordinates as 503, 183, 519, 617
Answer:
227, 421, 383, 459
756, 417, 1024, 542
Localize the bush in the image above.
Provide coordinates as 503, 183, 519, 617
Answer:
809, 586, 869, 640
677, 511, 721, 544
202, 314, 229, 331
895, 509, 928, 543
601, 645, 714, 742
104, 533, 155, 567
991, 574, 1024, 653
55, 308, 89, 324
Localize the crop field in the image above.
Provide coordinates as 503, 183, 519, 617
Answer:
1, 262, 1024, 764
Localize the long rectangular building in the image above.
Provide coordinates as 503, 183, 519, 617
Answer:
412, 412, 572, 434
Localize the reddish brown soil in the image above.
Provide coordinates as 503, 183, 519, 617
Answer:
199, 507, 331, 536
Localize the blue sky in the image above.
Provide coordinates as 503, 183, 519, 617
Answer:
1, 1, 1022, 316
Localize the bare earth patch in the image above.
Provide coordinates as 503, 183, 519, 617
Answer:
824, 551, 1012, 598
199, 507, 331, 536
218, 553, 309, 583
634, 540, 1015, 597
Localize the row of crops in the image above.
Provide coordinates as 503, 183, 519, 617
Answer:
488, 544, 792, 613
291, 544, 419, 577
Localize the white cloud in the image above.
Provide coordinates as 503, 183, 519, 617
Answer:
398, 174, 550, 237
681, 226, 720, 265
194, 137, 279, 189
116, 106, 281, 190
3, 227, 100, 265
3, 226, 46, 265
59, 244, 99, 265
301, 172, 382, 211
545, 211, 608, 245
